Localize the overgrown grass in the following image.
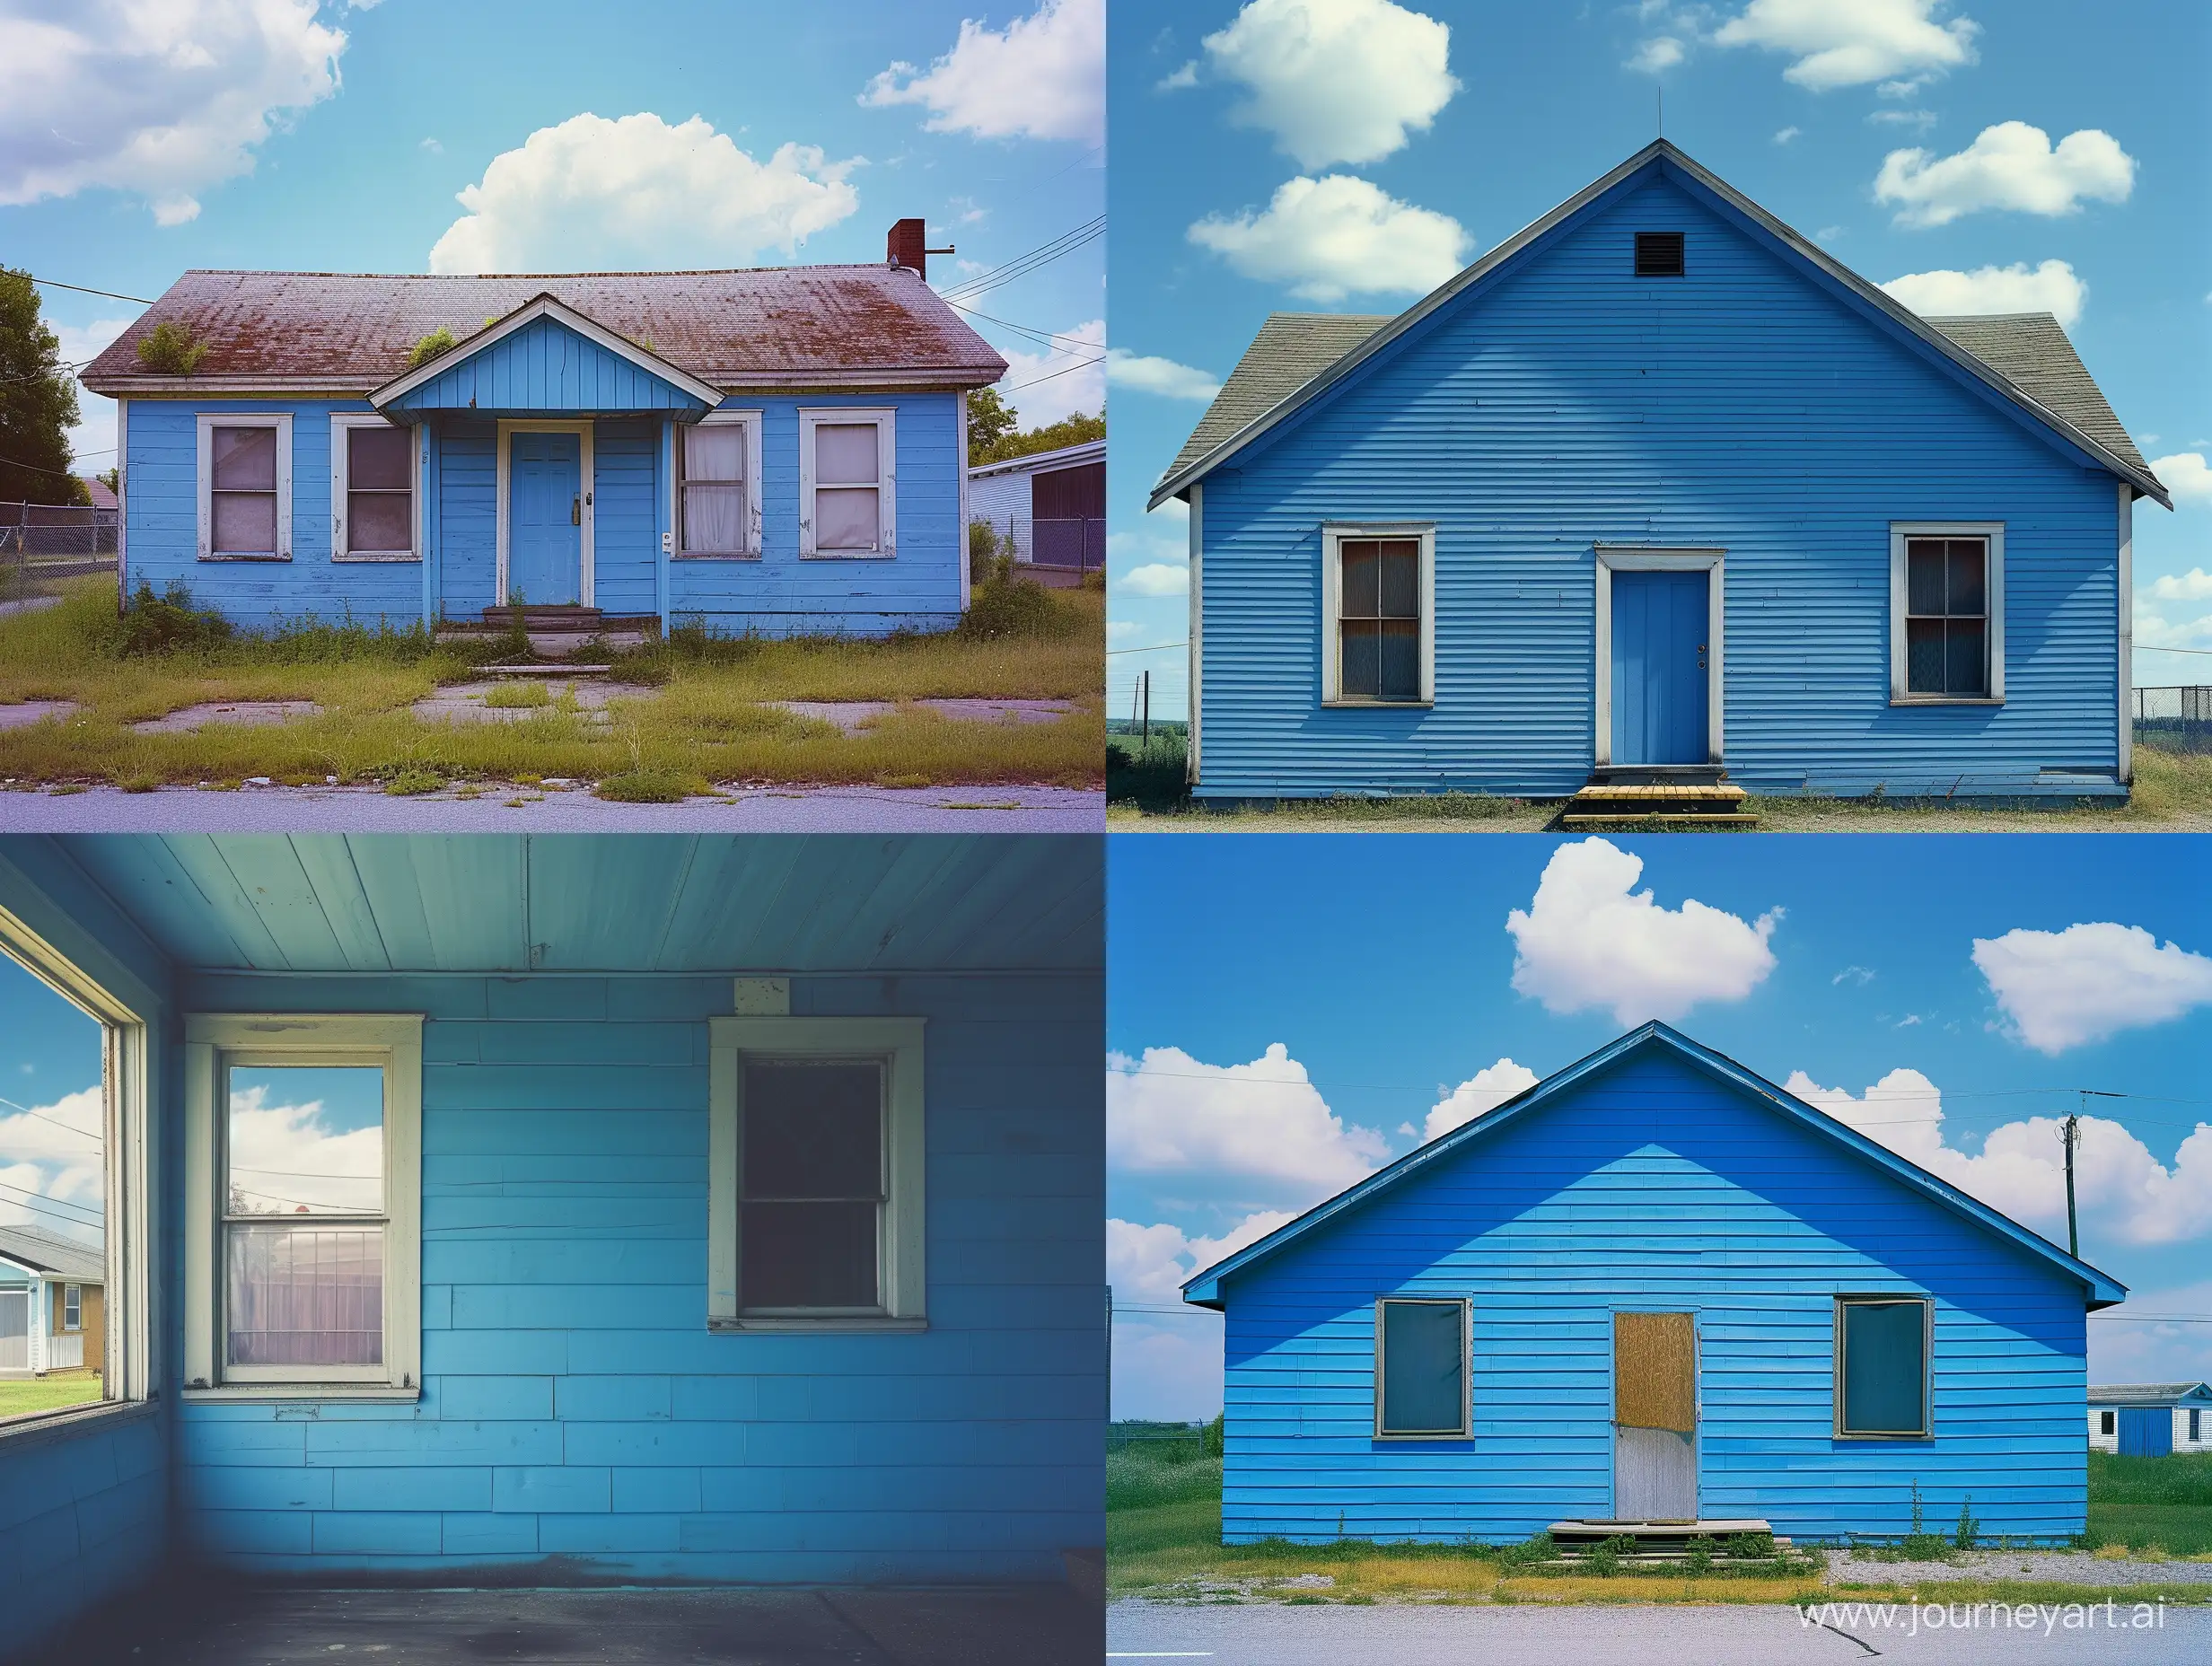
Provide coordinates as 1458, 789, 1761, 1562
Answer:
0, 1372, 104, 1420
0, 577, 1102, 787
2085, 1453, 2212, 1556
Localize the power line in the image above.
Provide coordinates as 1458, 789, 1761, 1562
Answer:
1001, 354, 1103, 395
22, 276, 154, 305
941, 299, 1098, 350
1109, 642, 1188, 655
0, 1093, 103, 1145
0, 1177, 105, 1225
939, 217, 1104, 304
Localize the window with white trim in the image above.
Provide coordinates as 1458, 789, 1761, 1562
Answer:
1891, 523, 2003, 703
197, 413, 293, 560
184, 1014, 422, 1394
1322, 523, 1435, 706
1833, 1294, 1931, 1438
62, 1285, 81, 1331
1374, 1296, 1469, 1438
330, 414, 417, 560
800, 408, 896, 557
677, 410, 763, 557
707, 1015, 925, 1329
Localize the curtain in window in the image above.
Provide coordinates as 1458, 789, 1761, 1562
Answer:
211, 425, 278, 553
1380, 1300, 1463, 1434
1841, 1300, 1926, 1433
346, 426, 413, 553
813, 423, 881, 550
682, 424, 748, 554
226, 1224, 383, 1365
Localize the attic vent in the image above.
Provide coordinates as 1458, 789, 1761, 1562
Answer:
1635, 232, 1685, 277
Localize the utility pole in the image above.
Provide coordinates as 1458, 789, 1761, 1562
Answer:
2062, 1109, 2080, 1258
1141, 671, 1151, 748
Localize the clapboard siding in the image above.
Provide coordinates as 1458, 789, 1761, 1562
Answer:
1217, 1048, 2090, 1546
1196, 172, 2129, 799
388, 317, 703, 415
171, 969, 1103, 1583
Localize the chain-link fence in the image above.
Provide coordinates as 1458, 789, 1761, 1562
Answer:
0, 502, 119, 562
2134, 686, 2212, 753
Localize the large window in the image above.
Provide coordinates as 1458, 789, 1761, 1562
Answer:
800, 408, 896, 557
1374, 1296, 1469, 1439
677, 411, 762, 558
1322, 524, 1435, 706
196, 413, 293, 560
1834, 1294, 1932, 1438
707, 1013, 926, 1329
184, 1014, 421, 1396
331, 414, 417, 560
1891, 522, 2004, 703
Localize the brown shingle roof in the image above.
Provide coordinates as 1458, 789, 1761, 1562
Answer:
1922, 312, 2154, 477
1162, 312, 1389, 484
80, 267, 1007, 395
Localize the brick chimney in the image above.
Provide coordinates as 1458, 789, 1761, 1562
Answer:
887, 218, 955, 281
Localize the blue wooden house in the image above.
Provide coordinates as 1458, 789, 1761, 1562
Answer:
0, 834, 1102, 1659
1182, 1023, 2124, 1547
1153, 142, 2170, 803
79, 224, 1007, 637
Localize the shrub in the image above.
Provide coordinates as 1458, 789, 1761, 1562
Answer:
968, 519, 1008, 588
113, 583, 231, 654
1954, 1495, 1980, 1550
1683, 1533, 1717, 1574
408, 327, 458, 368
961, 572, 1072, 641
1201, 1412, 1224, 1460
136, 320, 209, 375
382, 767, 444, 796
1499, 1530, 1556, 1567
593, 768, 693, 803
1725, 1528, 1777, 1560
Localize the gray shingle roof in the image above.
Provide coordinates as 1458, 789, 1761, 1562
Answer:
1161, 306, 2156, 499
0, 1223, 103, 1283
2089, 1382, 2212, 1405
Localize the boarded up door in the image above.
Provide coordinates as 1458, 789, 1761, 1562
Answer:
2118, 1406, 2173, 1458
0, 1290, 26, 1372
1614, 1311, 1697, 1521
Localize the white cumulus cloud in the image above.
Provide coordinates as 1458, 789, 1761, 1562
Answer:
1713, 0, 1979, 91
1973, 924, 2212, 1056
1423, 1058, 1539, 1142
2137, 611, 2212, 653
1189, 175, 1469, 303
994, 318, 1104, 427
1117, 563, 1189, 597
2148, 453, 2212, 506
1874, 122, 2135, 229
50, 315, 131, 469
2148, 570, 2212, 602
427, 113, 861, 274
1880, 259, 2085, 327
1506, 838, 1782, 1026
0, 1084, 105, 1237
1201, 0, 1459, 170
1106, 350, 1222, 401
0, 0, 347, 224
1628, 36, 1686, 74
862, 0, 1103, 146
1108, 1209, 1297, 1303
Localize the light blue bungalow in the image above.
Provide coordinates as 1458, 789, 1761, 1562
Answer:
79, 224, 1007, 638
0, 834, 1102, 1660
1184, 1023, 2125, 1548
1153, 142, 2171, 804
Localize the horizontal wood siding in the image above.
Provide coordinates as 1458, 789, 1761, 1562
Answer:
1198, 174, 2125, 798
391, 317, 702, 415
1219, 1049, 2089, 1545
172, 970, 1103, 1583
592, 421, 659, 617
435, 421, 498, 618
669, 394, 965, 636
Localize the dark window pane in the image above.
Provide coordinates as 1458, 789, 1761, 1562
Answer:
212, 425, 276, 490
348, 492, 411, 551
1341, 620, 1380, 698
742, 1063, 882, 1199
1378, 542, 1419, 618
1906, 541, 1945, 616
347, 425, 412, 491
1341, 542, 1379, 618
1945, 619, 1987, 696
226, 1223, 382, 1365
1841, 1301, 1926, 1434
212, 492, 276, 553
1906, 618, 1946, 694
741, 1201, 877, 1309
1379, 619, 1419, 701
1381, 1301, 1463, 1434
1946, 541, 1985, 617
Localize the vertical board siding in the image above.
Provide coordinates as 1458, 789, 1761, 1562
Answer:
171, 970, 1103, 1583
1220, 1050, 2088, 1546
387, 317, 706, 416
1198, 175, 2126, 798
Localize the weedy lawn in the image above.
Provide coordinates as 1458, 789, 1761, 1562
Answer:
0, 1372, 104, 1420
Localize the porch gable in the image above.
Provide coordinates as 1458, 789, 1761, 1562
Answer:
373, 298, 721, 420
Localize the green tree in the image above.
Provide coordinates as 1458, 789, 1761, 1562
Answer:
966, 385, 1019, 459
0, 268, 87, 504
971, 404, 1104, 467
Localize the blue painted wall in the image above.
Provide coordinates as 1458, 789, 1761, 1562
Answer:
385, 316, 707, 416
169, 968, 1102, 1582
1193, 169, 2130, 799
1215, 1048, 2091, 1546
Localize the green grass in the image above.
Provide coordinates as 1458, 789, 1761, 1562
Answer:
0, 577, 1102, 788
0, 1372, 104, 1419
2086, 1453, 2212, 1555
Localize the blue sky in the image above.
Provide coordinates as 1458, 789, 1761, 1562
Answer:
1104, 0, 2212, 719
1109, 833, 2212, 1419
2, 0, 1103, 478
0, 952, 104, 1248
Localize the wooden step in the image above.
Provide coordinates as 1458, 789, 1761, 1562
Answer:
1560, 813, 1760, 829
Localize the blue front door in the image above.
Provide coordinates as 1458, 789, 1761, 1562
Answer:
2119, 1407, 2173, 1457
1611, 570, 1709, 765
509, 431, 582, 604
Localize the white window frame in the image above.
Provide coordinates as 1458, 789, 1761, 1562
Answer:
1831, 1293, 1934, 1440
1889, 522, 2006, 706
196, 412, 293, 562
62, 1285, 82, 1332
707, 1014, 926, 1332
672, 408, 764, 559
1321, 522, 1435, 707
799, 408, 897, 558
1593, 545, 1726, 767
329, 412, 421, 563
183, 1013, 423, 1400
1373, 1295, 1471, 1441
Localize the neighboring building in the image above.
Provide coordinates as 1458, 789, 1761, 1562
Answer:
80, 477, 118, 512
969, 439, 1105, 577
0, 1223, 103, 1377
1183, 1023, 2124, 1547
2088, 1383, 2212, 1456
0, 833, 1102, 1657
1154, 141, 2169, 803
78, 224, 1007, 637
